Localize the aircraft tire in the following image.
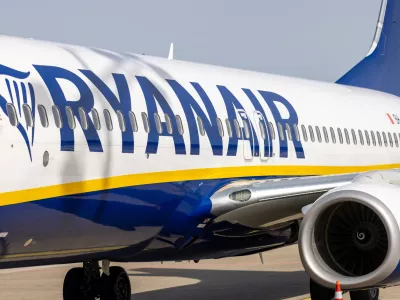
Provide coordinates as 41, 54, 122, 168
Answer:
101, 266, 131, 300
309, 278, 335, 300
350, 288, 379, 300
63, 267, 86, 300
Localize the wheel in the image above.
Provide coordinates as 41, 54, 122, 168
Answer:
101, 266, 131, 300
350, 288, 379, 300
310, 278, 335, 300
63, 267, 85, 300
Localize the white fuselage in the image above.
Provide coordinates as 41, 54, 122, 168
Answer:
0, 35, 398, 206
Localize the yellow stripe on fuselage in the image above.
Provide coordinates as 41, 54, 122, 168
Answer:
0, 164, 399, 207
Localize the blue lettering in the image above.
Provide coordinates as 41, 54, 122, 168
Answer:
80, 70, 134, 153
242, 88, 273, 158
167, 80, 222, 156
136, 76, 186, 155
218, 86, 259, 157
34, 65, 103, 152
258, 91, 304, 159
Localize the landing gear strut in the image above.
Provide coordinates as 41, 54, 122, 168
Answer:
63, 260, 131, 300
310, 279, 379, 300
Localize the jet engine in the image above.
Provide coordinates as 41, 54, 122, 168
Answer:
299, 170, 400, 290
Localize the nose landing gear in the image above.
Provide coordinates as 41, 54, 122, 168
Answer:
63, 260, 131, 300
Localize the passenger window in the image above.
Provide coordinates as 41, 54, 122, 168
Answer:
141, 112, 149, 133
165, 114, 173, 134
52, 105, 63, 129
22, 104, 33, 127
79, 107, 89, 130
337, 128, 343, 144
197, 116, 205, 136
364, 130, 370, 146
370, 131, 376, 146
154, 113, 162, 134
344, 129, 350, 144
286, 124, 292, 141
91, 109, 101, 130
358, 130, 364, 145
128, 111, 138, 132
217, 118, 224, 137
268, 122, 275, 140
388, 132, 393, 147
394, 132, 399, 148
6, 103, 18, 127
377, 131, 382, 146
278, 122, 284, 141
315, 126, 322, 143
330, 127, 336, 144
176, 115, 184, 135
351, 129, 357, 145
116, 110, 126, 132
293, 124, 300, 141
243, 119, 250, 139
323, 126, 329, 143
226, 119, 233, 138
301, 125, 308, 142
308, 125, 315, 142
38, 105, 49, 128
104, 109, 113, 131
259, 120, 266, 140
382, 132, 388, 147
234, 119, 242, 138
66, 106, 75, 129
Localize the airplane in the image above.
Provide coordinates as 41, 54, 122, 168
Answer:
0, 0, 399, 299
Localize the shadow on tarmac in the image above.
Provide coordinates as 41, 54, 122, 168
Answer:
128, 268, 309, 300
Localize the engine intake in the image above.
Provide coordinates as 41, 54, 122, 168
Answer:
299, 171, 400, 290
315, 201, 388, 276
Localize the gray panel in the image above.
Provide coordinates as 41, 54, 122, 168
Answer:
210, 173, 358, 228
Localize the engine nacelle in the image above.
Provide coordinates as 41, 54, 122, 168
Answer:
299, 170, 400, 290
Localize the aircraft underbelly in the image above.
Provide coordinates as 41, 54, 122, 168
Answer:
0, 181, 189, 267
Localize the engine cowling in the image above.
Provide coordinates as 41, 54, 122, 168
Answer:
299, 170, 400, 290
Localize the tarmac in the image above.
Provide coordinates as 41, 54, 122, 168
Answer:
0, 244, 398, 300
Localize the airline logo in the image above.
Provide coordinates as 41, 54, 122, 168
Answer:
0, 65, 35, 160
0, 64, 305, 161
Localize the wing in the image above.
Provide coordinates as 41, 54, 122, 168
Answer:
210, 173, 358, 229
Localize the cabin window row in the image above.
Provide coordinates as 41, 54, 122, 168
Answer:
6, 103, 400, 149
6, 103, 187, 136
271, 122, 400, 148
6, 103, 257, 139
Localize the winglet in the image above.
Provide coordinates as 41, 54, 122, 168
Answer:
168, 42, 174, 60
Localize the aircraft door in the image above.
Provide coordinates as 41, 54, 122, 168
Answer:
235, 109, 253, 161
254, 111, 270, 161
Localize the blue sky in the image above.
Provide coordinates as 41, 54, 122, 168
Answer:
0, 0, 382, 81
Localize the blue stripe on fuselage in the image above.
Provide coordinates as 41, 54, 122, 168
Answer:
0, 176, 290, 266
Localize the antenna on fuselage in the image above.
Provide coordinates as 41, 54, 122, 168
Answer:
168, 42, 174, 60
